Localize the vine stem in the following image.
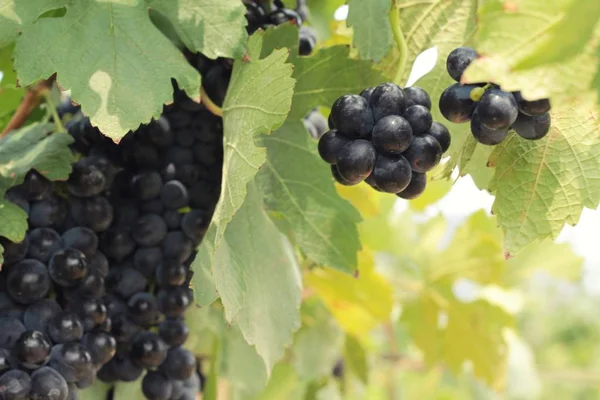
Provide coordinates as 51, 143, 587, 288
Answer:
389, 0, 409, 85
201, 86, 224, 118
42, 90, 66, 133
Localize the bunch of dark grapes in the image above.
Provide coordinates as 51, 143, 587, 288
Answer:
318, 83, 451, 200
439, 47, 552, 145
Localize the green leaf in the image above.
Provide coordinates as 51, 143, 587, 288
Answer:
0, 0, 65, 47
0, 199, 27, 244
79, 381, 112, 400
347, 0, 392, 62
211, 30, 295, 241
147, 0, 247, 59
343, 335, 369, 384
211, 183, 302, 375
14, 0, 201, 140
0, 123, 73, 191
488, 101, 600, 254
257, 121, 362, 273
464, 0, 600, 101
305, 0, 346, 41
0, 45, 24, 125
191, 226, 218, 307
254, 364, 305, 400
113, 378, 144, 400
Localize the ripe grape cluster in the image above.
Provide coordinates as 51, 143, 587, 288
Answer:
439, 47, 552, 145
318, 83, 451, 199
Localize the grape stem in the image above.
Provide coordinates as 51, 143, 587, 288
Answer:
389, 0, 409, 85
42, 89, 66, 134
201, 86, 224, 118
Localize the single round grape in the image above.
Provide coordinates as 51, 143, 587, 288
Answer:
110, 199, 139, 228
202, 64, 230, 107
130, 332, 168, 369
157, 287, 193, 318
175, 128, 196, 147
156, 259, 188, 287
181, 209, 209, 242
80, 332, 116, 366
142, 371, 173, 400
24, 299, 61, 334
159, 318, 189, 347
7, 259, 51, 304
439, 83, 478, 123
103, 293, 127, 318
140, 199, 164, 215
48, 312, 84, 344
30, 367, 69, 400
100, 229, 136, 262
67, 158, 107, 198
63, 270, 105, 300
404, 86, 432, 109
105, 268, 147, 299
132, 214, 168, 247
0, 292, 25, 320
0, 348, 11, 374
88, 252, 109, 277
29, 195, 68, 229
62, 227, 98, 258
298, 26, 317, 56
21, 170, 53, 201
335, 140, 377, 184
446, 46, 477, 81
49, 343, 94, 383
111, 314, 142, 345
13, 330, 52, 369
48, 248, 88, 288
132, 172, 163, 201
512, 112, 551, 140
6, 188, 30, 213
513, 91, 551, 116
161, 181, 190, 210
163, 210, 182, 230
371, 155, 412, 193
175, 164, 202, 186
369, 83, 406, 121
477, 88, 518, 129
148, 117, 174, 147
0, 369, 32, 400
0, 317, 26, 349
163, 232, 193, 264
427, 122, 451, 153
127, 292, 164, 327
397, 172, 427, 199
72, 298, 107, 332
304, 109, 328, 139
470, 108, 509, 145
318, 130, 351, 164
403, 105, 433, 135
193, 143, 221, 167
330, 165, 355, 186
132, 144, 162, 170
0, 236, 29, 266
104, 353, 143, 382
371, 115, 413, 155
27, 228, 62, 263
359, 87, 375, 103
133, 247, 163, 278
70, 196, 113, 232
403, 135, 443, 173
330, 95, 374, 138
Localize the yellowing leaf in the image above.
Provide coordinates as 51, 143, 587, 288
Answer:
408, 174, 453, 212
335, 183, 384, 218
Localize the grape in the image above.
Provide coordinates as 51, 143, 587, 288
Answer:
140, 199, 164, 215
72, 298, 107, 332
105, 268, 147, 299
513, 91, 551, 116
130, 332, 168, 369
160, 347, 196, 380
100, 228, 136, 262
5, 188, 30, 213
103, 293, 127, 318
335, 140, 377, 184
29, 195, 68, 229
369, 83, 405, 121
24, 299, 62, 333
142, 371, 173, 400
359, 87, 375, 103
159, 318, 189, 347
0, 369, 32, 400
47, 312, 84, 344
48, 248, 88, 288
110, 200, 139, 228
512, 112, 551, 140
446, 46, 477, 81
163, 210, 183, 230
87, 252, 109, 277
111, 315, 142, 344
80, 332, 116, 366
470, 108, 508, 145
148, 117, 174, 147
62, 227, 98, 258
12, 330, 52, 369
181, 209, 209, 242
49, 343, 94, 383
132, 172, 163, 201
175, 164, 202, 186
156, 259, 188, 287
438, 83, 478, 123
202, 64, 230, 107
193, 144, 220, 167
371, 155, 412, 194
0, 317, 26, 348
133, 247, 163, 278
330, 165, 354, 186
397, 172, 427, 199
403, 135, 442, 173
330, 95, 374, 138
63, 270, 105, 300
299, 26, 317, 56
317, 130, 351, 164
30, 367, 69, 400
7, 259, 51, 304
0, 292, 25, 319
67, 158, 108, 198
127, 292, 164, 327
157, 287, 193, 318
0, 348, 11, 374
27, 228, 62, 263
103, 352, 143, 382
70, 196, 114, 232
403, 105, 433, 135
426, 122, 451, 153
67, 384, 79, 400
404, 86, 432, 109
477, 88, 518, 129
20, 171, 53, 201
132, 214, 167, 246
163, 232, 193, 263
132, 144, 162, 170
175, 128, 196, 148
304, 109, 328, 139
161, 181, 190, 210
371, 115, 413, 155
0, 236, 29, 265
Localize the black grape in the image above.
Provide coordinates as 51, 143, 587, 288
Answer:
404, 86, 432, 109
318, 130, 351, 164
403, 105, 433, 135
513, 91, 551, 116
127, 292, 164, 327
512, 112, 551, 140
371, 115, 413, 155
163, 210, 182, 230
202, 64, 230, 108
470, 108, 509, 145
159, 318, 189, 347
80, 332, 116, 366
100, 229, 136, 262
160, 347, 196, 380
439, 83, 478, 123
48, 248, 88, 288
157, 287, 193, 318
446, 46, 477, 81
330, 95, 374, 138
140, 199, 164, 215
371, 155, 412, 194
102, 352, 143, 382
103, 293, 127, 318
12, 330, 52, 369
105, 268, 147, 299
359, 87, 375, 103
111, 314, 143, 345
7, 259, 51, 304
70, 196, 114, 232
403, 135, 443, 173
132, 214, 168, 246
0, 236, 29, 265
63, 270, 105, 300
24, 299, 61, 333
49, 343, 94, 383
304, 109, 328, 139
0, 292, 25, 319
62, 227, 98, 258
88, 252, 109, 277
132, 144, 162, 170
129, 332, 168, 369
142, 371, 173, 400
397, 171, 427, 200
0, 317, 26, 349
477, 88, 518, 129
369, 83, 405, 121
175, 128, 196, 148
330, 165, 354, 186
163, 232, 193, 264
156, 259, 188, 287
71, 298, 107, 332
148, 117, 174, 147
27, 228, 62, 263
29, 195, 68, 229
0, 369, 32, 400
133, 247, 163, 278
48, 312, 84, 344
132, 172, 163, 201
427, 122, 451, 153
5, 188, 30, 213
181, 209, 209, 242
30, 367, 69, 400
20, 171, 53, 201
299, 26, 317, 56
335, 140, 377, 184
67, 158, 108, 198
0, 348, 11, 374
161, 181, 190, 210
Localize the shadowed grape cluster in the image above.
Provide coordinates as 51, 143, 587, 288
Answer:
318, 83, 451, 199
439, 46, 552, 145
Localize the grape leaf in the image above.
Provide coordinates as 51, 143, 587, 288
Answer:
0, 0, 65, 47
113, 378, 144, 400
344, 335, 368, 384
488, 100, 600, 254
0, 199, 27, 243
253, 364, 305, 400
257, 121, 362, 273
306, 0, 346, 41
347, 0, 393, 62
211, 29, 295, 242
14, 0, 201, 140
212, 182, 302, 375
191, 225, 218, 307
463, 0, 600, 102
0, 123, 73, 192
0, 45, 23, 123
79, 381, 112, 400
147, 0, 247, 59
